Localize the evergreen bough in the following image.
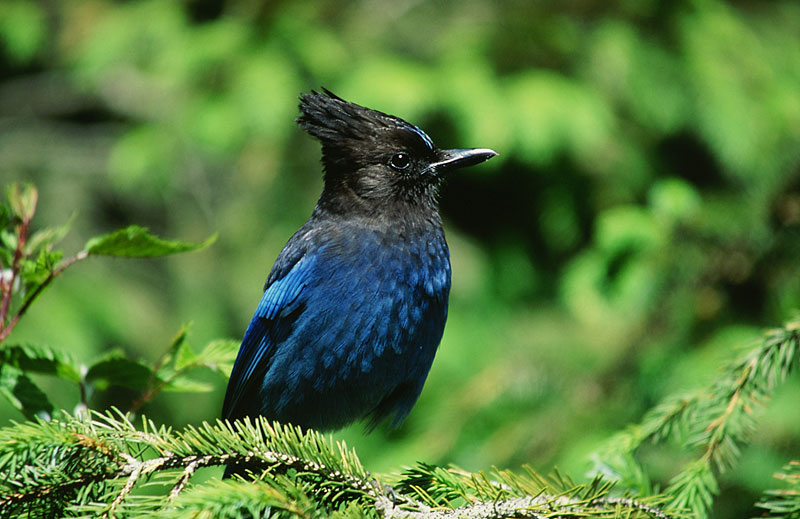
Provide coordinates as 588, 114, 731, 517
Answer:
0, 410, 671, 519
2, 184, 799, 518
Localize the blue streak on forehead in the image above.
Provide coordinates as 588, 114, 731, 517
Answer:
401, 122, 435, 150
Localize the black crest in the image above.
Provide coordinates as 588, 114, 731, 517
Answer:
293, 88, 496, 213
297, 89, 434, 151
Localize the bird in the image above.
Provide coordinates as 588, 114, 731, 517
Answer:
222, 89, 496, 473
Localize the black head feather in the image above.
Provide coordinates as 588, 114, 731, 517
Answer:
295, 89, 496, 217
297, 88, 434, 150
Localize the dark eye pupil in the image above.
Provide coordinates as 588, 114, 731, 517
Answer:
390, 152, 411, 170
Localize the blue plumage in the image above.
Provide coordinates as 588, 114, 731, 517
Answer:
224, 218, 450, 430
221, 90, 496, 457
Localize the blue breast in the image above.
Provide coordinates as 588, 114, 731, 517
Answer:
225, 219, 451, 431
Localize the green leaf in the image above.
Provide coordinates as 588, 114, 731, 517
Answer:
174, 339, 198, 371
0, 203, 9, 229
0, 364, 53, 419
0, 228, 16, 252
151, 323, 193, 375
166, 323, 192, 368
20, 249, 64, 285
0, 343, 81, 382
24, 215, 74, 255
84, 225, 216, 258
162, 375, 214, 393
6, 183, 37, 223
85, 351, 154, 390
195, 338, 239, 375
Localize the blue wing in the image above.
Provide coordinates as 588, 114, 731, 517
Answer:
221, 222, 451, 430
221, 250, 314, 420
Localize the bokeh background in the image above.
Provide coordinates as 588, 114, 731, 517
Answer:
2, 1, 800, 517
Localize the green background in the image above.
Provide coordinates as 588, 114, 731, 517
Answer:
2, 1, 799, 517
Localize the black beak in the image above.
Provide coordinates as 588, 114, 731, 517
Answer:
427, 148, 498, 175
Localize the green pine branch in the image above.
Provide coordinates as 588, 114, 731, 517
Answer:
757, 460, 800, 519
0, 410, 671, 519
593, 318, 800, 518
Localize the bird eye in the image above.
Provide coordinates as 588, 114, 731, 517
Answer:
389, 152, 411, 170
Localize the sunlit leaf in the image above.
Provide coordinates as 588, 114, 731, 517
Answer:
6, 183, 37, 223
0, 343, 81, 383
195, 339, 239, 375
84, 226, 216, 258
20, 249, 64, 285
174, 340, 198, 371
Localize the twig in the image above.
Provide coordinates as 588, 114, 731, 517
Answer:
0, 250, 89, 342
590, 497, 674, 519
0, 214, 29, 341
128, 369, 178, 414
377, 494, 673, 519
129, 327, 191, 414
375, 495, 554, 519
104, 454, 147, 519
168, 458, 202, 501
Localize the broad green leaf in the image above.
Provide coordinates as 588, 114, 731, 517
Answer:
85, 351, 154, 390
0, 364, 53, 419
0, 343, 81, 382
84, 226, 216, 258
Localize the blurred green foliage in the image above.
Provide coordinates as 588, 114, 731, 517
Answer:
0, 183, 229, 422
1, 1, 799, 517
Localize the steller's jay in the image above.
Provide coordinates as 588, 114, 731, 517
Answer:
222, 90, 496, 470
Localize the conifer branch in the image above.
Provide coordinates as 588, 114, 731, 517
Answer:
593, 318, 800, 518
376, 494, 551, 519
376, 492, 674, 519
0, 410, 671, 519
590, 497, 674, 519
756, 459, 800, 518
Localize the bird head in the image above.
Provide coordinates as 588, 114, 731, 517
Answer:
297, 89, 497, 216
